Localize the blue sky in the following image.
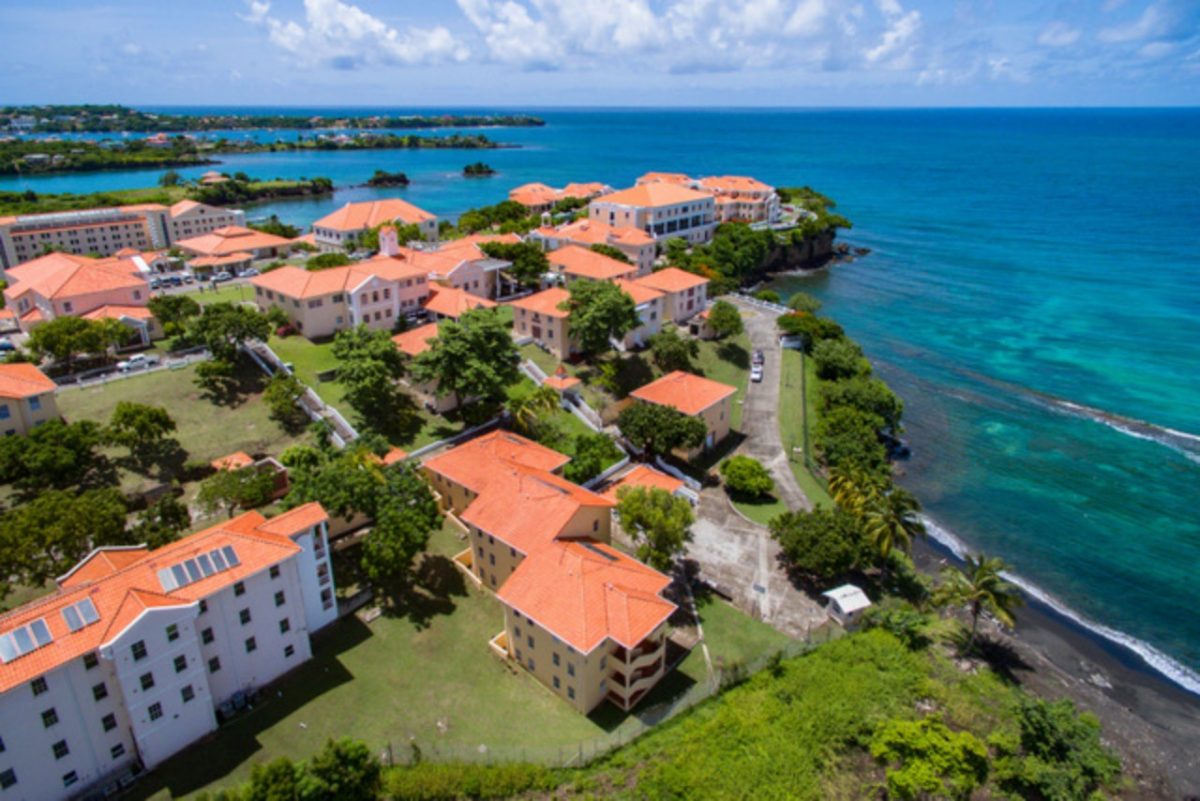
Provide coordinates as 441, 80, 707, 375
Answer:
1, 0, 1197, 106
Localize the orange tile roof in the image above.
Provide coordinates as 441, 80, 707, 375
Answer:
543, 365, 581, 392
81, 305, 155, 322
635, 267, 709, 294
508, 287, 570, 319
698, 175, 774, 194
211, 451, 255, 471
423, 286, 496, 319
614, 278, 663, 307
0, 363, 57, 399
0, 506, 329, 693
535, 219, 653, 248
436, 232, 522, 263
509, 183, 560, 208
423, 429, 569, 494
3, 252, 147, 302
498, 538, 674, 653
20, 308, 44, 323
392, 322, 440, 357
168, 199, 203, 217
381, 447, 408, 466
636, 172, 693, 185
592, 182, 714, 208
189, 251, 253, 268
291, 232, 318, 247
176, 226, 292, 257
549, 245, 638, 282
630, 370, 737, 416
561, 182, 610, 199
250, 256, 427, 300
602, 464, 685, 501
313, 199, 435, 232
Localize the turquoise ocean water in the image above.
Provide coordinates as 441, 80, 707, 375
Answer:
5, 108, 1198, 690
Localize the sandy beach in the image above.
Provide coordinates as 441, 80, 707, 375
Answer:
913, 539, 1200, 799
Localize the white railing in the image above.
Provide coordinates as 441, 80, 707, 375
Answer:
242, 340, 358, 447
653, 455, 703, 491
732, 292, 789, 316
582, 454, 632, 490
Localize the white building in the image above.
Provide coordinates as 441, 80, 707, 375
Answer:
0, 503, 337, 801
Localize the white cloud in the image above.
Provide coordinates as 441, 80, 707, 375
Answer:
243, 0, 469, 68
1038, 22, 1081, 47
864, 5, 921, 66
1098, 4, 1165, 42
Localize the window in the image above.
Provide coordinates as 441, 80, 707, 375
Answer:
274, 590, 285, 607
199, 599, 208, 614
593, 519, 600, 532
201, 627, 214, 644
514, 625, 521, 639
166, 624, 179, 642
52, 739, 69, 759
0, 768, 15, 789
62, 302, 73, 313
181, 685, 195, 703
239, 608, 251, 625
553, 676, 561, 689
279, 618, 290, 634
269, 565, 280, 579
552, 652, 560, 667
93, 682, 108, 701
31, 677, 48, 696
208, 656, 221, 673
148, 703, 163, 721
0, 735, 4, 752
567, 663, 575, 677
245, 637, 257, 653
131, 640, 147, 661
102, 713, 117, 731
0, 405, 9, 420
63, 771, 78, 788
42, 708, 58, 727
174, 655, 187, 673
234, 581, 245, 596
139, 672, 155, 691
284, 644, 295, 658
600, 656, 607, 670
83, 652, 98, 670
527, 635, 534, 648
489, 553, 495, 566
567, 686, 576, 700
29, 396, 41, 412
111, 743, 126, 760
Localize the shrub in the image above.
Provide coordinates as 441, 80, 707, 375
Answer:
787, 292, 822, 313
776, 312, 844, 351
862, 599, 932, 650
811, 338, 869, 381
769, 508, 872, 585
870, 715, 990, 801
754, 289, 781, 303
819, 375, 903, 432
720, 455, 774, 498
383, 762, 556, 800
813, 405, 888, 474
705, 299, 744, 339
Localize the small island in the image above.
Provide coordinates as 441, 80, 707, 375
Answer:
366, 169, 410, 187
463, 161, 496, 178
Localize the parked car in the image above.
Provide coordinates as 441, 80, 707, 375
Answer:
183, 274, 195, 284
116, 353, 161, 373
0, 338, 14, 352
212, 271, 233, 283
752, 349, 765, 365
240, 267, 260, 277
166, 275, 183, 286
751, 365, 764, 383
149, 277, 163, 290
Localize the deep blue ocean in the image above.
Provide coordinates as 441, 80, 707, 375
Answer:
5, 108, 1199, 691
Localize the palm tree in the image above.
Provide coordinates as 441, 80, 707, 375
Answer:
864, 486, 926, 561
827, 465, 883, 514
934, 553, 1024, 652
506, 385, 560, 436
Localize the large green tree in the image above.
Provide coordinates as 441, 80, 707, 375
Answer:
505, 384, 560, 437
262, 370, 309, 431
24, 316, 117, 368
562, 279, 640, 358
187, 302, 272, 361
0, 418, 106, 493
0, 488, 129, 588
615, 486, 694, 572
705, 300, 744, 339
197, 466, 276, 518
147, 294, 201, 336
332, 325, 407, 427
813, 405, 888, 474
811, 337, 869, 381
617, 402, 707, 459
479, 241, 550, 289
106, 401, 176, 452
411, 309, 519, 407
769, 508, 871, 586
648, 325, 699, 373
562, 432, 623, 484
820, 376, 904, 433
130, 494, 191, 549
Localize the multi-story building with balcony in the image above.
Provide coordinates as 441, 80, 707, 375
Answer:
311, 199, 437, 251
529, 219, 657, 276
636, 172, 782, 225
588, 183, 717, 245
421, 431, 678, 714
166, 201, 246, 242
0, 207, 169, 274
0, 503, 336, 801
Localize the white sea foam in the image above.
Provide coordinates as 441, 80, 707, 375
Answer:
1049, 401, 1200, 465
921, 515, 1200, 697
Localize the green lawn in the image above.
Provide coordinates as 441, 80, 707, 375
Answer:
694, 332, 752, 430
183, 282, 258, 306
731, 493, 790, 526
126, 520, 792, 799
778, 349, 833, 508
55, 360, 307, 498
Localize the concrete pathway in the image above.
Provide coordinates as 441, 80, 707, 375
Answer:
729, 299, 812, 512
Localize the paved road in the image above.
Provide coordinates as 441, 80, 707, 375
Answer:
730, 299, 812, 512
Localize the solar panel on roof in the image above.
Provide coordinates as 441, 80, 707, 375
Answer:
0, 635, 16, 663
30, 619, 52, 646
158, 567, 179, 591
171, 564, 188, 586
13, 627, 34, 653
197, 553, 215, 576
78, 598, 99, 624
222, 545, 240, 566
184, 559, 202, 583
63, 606, 83, 632
211, 549, 228, 571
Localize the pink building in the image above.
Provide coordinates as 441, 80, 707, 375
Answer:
2, 252, 154, 339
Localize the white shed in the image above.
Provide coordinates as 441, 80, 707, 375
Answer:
822, 584, 872, 626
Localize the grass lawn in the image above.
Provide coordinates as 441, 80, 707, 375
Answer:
183, 282, 258, 307
126, 519, 791, 799
778, 349, 833, 508
730, 493, 790, 526
55, 360, 307, 498
694, 332, 752, 430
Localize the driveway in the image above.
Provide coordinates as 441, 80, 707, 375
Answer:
729, 300, 812, 512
